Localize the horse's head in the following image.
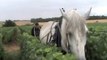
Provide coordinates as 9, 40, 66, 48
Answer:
60, 8, 91, 60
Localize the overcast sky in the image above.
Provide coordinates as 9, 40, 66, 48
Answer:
0, 0, 107, 21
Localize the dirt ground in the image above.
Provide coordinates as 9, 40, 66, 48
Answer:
3, 42, 20, 53
3, 42, 21, 60
86, 19, 107, 23
15, 20, 33, 26
14, 19, 107, 26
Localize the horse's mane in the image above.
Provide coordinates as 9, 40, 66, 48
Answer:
63, 10, 86, 34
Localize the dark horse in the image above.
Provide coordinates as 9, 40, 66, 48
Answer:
31, 22, 41, 38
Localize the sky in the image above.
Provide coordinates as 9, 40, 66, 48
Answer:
0, 0, 107, 21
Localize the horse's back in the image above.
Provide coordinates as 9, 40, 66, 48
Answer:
40, 21, 58, 44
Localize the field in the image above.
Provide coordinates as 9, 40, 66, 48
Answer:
87, 19, 107, 23
0, 19, 107, 60
13, 19, 107, 26
14, 20, 33, 26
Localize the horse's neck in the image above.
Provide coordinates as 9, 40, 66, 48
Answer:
61, 19, 67, 37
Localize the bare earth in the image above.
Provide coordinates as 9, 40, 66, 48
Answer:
14, 19, 107, 26
86, 19, 107, 23
3, 43, 20, 53
15, 20, 33, 26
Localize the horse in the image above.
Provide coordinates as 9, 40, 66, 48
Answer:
31, 22, 41, 38
40, 21, 58, 44
40, 8, 92, 60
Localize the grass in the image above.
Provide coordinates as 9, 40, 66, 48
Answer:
87, 23, 107, 31
0, 24, 2, 27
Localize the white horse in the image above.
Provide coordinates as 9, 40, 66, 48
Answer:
40, 8, 92, 60
40, 21, 58, 44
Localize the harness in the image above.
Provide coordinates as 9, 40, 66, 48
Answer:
41, 17, 71, 53
41, 21, 57, 43
46, 21, 56, 44
41, 20, 62, 44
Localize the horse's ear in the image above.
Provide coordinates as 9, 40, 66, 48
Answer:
83, 7, 92, 20
60, 8, 69, 21
60, 8, 65, 16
